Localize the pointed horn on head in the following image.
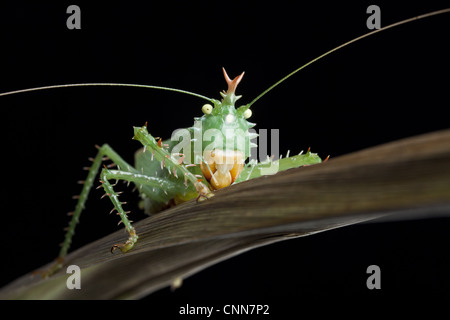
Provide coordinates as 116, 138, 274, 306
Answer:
222, 67, 245, 95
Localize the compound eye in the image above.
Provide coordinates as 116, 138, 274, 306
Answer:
243, 108, 252, 119
202, 104, 213, 114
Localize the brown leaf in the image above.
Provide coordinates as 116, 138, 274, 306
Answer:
1, 129, 450, 299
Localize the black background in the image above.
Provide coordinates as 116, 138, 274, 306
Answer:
1, 0, 450, 308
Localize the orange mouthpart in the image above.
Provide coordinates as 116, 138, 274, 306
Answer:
200, 149, 244, 190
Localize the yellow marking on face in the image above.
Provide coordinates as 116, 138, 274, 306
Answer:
200, 149, 244, 189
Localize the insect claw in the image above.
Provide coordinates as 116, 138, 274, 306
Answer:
110, 230, 137, 254
324, 155, 330, 162
95, 144, 101, 150
196, 192, 214, 203
109, 208, 116, 214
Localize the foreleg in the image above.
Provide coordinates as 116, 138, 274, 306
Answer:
43, 144, 138, 276
99, 167, 176, 253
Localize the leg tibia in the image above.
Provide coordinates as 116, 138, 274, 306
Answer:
100, 169, 137, 253
59, 144, 135, 258
99, 167, 179, 253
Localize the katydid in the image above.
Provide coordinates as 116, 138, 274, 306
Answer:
1, 8, 448, 278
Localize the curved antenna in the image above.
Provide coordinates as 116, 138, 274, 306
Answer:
0, 82, 215, 103
247, 8, 450, 108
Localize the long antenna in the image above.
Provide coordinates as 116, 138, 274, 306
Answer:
247, 8, 450, 108
0, 82, 215, 103
1, 9, 448, 104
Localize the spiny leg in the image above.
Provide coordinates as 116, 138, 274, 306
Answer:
133, 125, 213, 200
99, 167, 177, 253
65, 124, 213, 258
44, 125, 212, 277
44, 143, 138, 277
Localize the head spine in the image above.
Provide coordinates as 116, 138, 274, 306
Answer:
220, 67, 245, 106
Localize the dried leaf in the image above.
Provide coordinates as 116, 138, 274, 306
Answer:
1, 129, 450, 299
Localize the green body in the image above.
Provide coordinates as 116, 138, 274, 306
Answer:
133, 70, 322, 213
5, 8, 448, 276
52, 69, 323, 272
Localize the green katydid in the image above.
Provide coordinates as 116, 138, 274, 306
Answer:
1, 8, 449, 278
